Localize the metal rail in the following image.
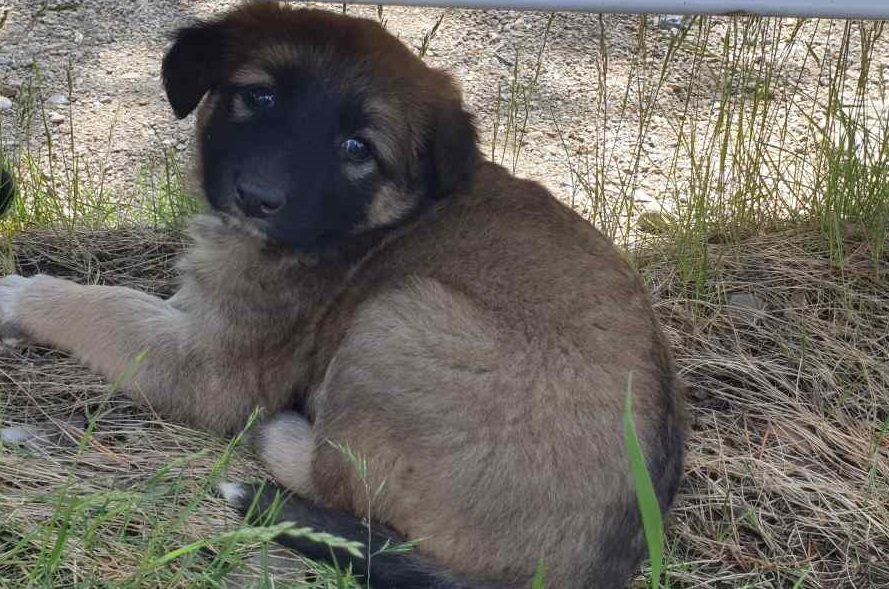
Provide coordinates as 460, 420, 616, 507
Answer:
325, 0, 889, 20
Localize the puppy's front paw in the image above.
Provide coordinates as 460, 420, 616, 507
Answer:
0, 274, 37, 343
1, 414, 90, 452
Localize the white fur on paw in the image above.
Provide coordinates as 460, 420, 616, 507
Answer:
1, 426, 37, 445
218, 481, 248, 505
257, 412, 314, 496
0, 274, 32, 321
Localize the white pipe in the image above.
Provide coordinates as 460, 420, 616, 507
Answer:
327, 0, 889, 20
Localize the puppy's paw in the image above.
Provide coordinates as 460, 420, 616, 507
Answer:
1, 414, 89, 451
217, 481, 290, 523
251, 411, 314, 496
218, 481, 253, 513
217, 483, 307, 587
0, 274, 35, 341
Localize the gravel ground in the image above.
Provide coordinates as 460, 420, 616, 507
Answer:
1, 2, 888, 233
0, 1, 730, 214
0, 0, 590, 198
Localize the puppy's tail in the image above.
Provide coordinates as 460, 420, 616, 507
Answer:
219, 482, 512, 589
0, 167, 14, 216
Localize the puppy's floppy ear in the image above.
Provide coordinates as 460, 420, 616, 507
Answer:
162, 23, 229, 118
425, 102, 479, 199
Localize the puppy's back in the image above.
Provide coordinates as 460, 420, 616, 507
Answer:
310, 161, 684, 587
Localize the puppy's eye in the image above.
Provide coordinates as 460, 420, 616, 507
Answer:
342, 138, 371, 162
243, 87, 276, 110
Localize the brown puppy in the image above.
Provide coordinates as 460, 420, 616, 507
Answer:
0, 5, 685, 588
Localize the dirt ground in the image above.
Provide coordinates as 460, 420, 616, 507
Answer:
0, 0, 614, 198
3, 2, 888, 235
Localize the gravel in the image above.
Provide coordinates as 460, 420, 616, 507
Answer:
0, 1, 886, 230
0, 1, 669, 203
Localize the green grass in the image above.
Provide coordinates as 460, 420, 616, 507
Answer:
491, 15, 887, 290
582, 16, 888, 286
1, 396, 363, 589
624, 373, 665, 589
0, 64, 198, 236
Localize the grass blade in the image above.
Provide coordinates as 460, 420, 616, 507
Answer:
624, 372, 664, 589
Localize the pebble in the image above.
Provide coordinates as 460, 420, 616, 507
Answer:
0, 82, 20, 98
726, 292, 766, 313
659, 15, 684, 31
726, 292, 767, 323
637, 211, 675, 234
0, 426, 37, 445
633, 189, 656, 205
0, 96, 11, 111
727, 292, 765, 310
48, 111, 66, 125
46, 93, 70, 107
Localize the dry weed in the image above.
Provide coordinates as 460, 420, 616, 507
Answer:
644, 227, 889, 587
1, 227, 887, 587
0, 229, 267, 587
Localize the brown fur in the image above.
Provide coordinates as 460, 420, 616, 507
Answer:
0, 5, 685, 588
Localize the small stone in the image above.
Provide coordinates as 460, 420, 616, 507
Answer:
48, 111, 66, 125
633, 189, 656, 204
726, 292, 767, 324
0, 96, 11, 111
637, 211, 675, 234
46, 93, 69, 107
0, 81, 20, 98
727, 292, 766, 311
659, 15, 684, 31
99, 95, 112, 104
1, 426, 37, 445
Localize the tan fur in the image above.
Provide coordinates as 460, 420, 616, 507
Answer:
255, 411, 315, 497
363, 184, 418, 230
0, 6, 684, 588
229, 66, 276, 89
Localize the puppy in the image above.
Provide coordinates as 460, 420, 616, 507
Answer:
0, 5, 685, 588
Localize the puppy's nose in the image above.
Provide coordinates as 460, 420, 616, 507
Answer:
234, 178, 286, 217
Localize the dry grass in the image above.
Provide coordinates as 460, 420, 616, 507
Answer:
1, 226, 888, 588
0, 229, 274, 588
644, 226, 889, 587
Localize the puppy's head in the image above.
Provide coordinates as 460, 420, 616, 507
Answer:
163, 5, 478, 253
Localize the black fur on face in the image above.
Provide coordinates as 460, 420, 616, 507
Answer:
198, 72, 383, 252
162, 6, 479, 255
